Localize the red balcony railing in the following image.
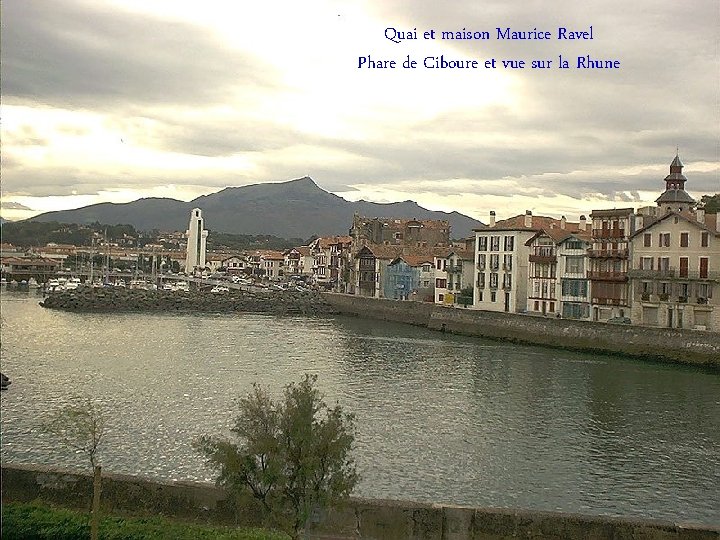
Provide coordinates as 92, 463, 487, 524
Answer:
588, 249, 628, 258
592, 228, 626, 239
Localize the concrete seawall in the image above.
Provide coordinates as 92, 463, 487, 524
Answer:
321, 294, 720, 368
3, 464, 718, 539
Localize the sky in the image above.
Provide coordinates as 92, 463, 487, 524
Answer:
1, 0, 719, 225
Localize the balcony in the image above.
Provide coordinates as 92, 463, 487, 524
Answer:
588, 249, 628, 258
588, 271, 628, 282
592, 297, 627, 306
627, 269, 719, 281
592, 228, 625, 239
529, 254, 557, 264
627, 268, 675, 279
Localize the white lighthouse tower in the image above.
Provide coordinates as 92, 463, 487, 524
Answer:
185, 208, 208, 275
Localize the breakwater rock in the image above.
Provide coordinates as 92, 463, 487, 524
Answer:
40, 287, 338, 316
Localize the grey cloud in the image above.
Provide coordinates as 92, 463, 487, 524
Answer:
1, 0, 277, 109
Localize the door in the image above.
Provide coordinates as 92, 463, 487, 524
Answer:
504, 292, 510, 312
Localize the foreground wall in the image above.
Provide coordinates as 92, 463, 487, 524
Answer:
322, 294, 720, 368
3, 465, 717, 540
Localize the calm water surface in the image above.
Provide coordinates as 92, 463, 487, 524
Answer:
1, 291, 718, 524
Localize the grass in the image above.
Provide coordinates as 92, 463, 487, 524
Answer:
1, 502, 289, 540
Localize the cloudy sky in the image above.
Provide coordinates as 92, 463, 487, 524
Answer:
2, 0, 718, 224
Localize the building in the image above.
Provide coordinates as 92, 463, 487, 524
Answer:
524, 224, 591, 318
0, 256, 60, 281
185, 208, 208, 274
383, 255, 434, 300
221, 255, 246, 275
433, 249, 474, 305
261, 251, 285, 281
349, 215, 450, 248
354, 244, 403, 298
629, 208, 719, 330
473, 211, 577, 313
588, 208, 634, 321
627, 155, 719, 331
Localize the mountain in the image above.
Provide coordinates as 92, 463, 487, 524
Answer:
30, 177, 484, 238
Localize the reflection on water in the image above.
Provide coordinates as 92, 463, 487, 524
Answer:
1, 291, 718, 524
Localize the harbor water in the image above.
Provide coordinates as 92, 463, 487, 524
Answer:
1, 291, 718, 524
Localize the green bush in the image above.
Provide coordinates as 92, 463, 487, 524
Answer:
2, 502, 288, 540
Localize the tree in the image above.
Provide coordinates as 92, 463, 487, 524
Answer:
44, 398, 106, 540
195, 375, 358, 539
700, 194, 720, 213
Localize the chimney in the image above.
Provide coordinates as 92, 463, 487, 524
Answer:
489, 211, 496, 228
579, 215, 587, 231
560, 216, 566, 230
696, 205, 705, 224
524, 210, 532, 228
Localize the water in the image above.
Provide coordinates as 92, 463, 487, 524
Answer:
1, 291, 718, 525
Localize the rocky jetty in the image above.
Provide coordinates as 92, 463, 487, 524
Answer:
39, 287, 339, 316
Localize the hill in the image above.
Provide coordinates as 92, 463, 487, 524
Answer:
30, 177, 484, 238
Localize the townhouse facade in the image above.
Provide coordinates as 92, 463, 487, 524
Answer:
433, 249, 474, 304
525, 226, 591, 318
473, 211, 575, 313
628, 208, 720, 331
384, 255, 434, 300
588, 208, 634, 321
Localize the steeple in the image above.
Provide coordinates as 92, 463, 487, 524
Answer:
655, 152, 695, 212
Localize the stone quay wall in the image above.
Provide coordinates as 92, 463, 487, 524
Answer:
321, 294, 720, 368
39, 288, 338, 316
3, 464, 718, 540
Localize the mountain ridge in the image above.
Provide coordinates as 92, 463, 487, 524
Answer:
30, 177, 484, 238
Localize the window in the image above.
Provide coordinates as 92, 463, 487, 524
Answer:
562, 279, 588, 297
697, 283, 712, 299
565, 256, 584, 274
679, 257, 689, 278
701, 232, 709, 248
657, 257, 670, 272
478, 291, 483, 301
503, 254, 513, 270
502, 273, 512, 289
438, 294, 444, 302
491, 291, 497, 302
435, 278, 447, 288
641, 281, 653, 294
660, 282, 671, 295
680, 232, 689, 248
490, 273, 499, 288
490, 254, 499, 270
422, 264, 432, 272
640, 257, 654, 270
478, 237, 488, 251
490, 236, 500, 251
679, 283, 689, 297
477, 254, 486, 269
643, 233, 651, 247
659, 233, 671, 247
700, 257, 709, 279
565, 240, 584, 250
534, 300, 539, 311
504, 236, 515, 251
476, 273, 485, 288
